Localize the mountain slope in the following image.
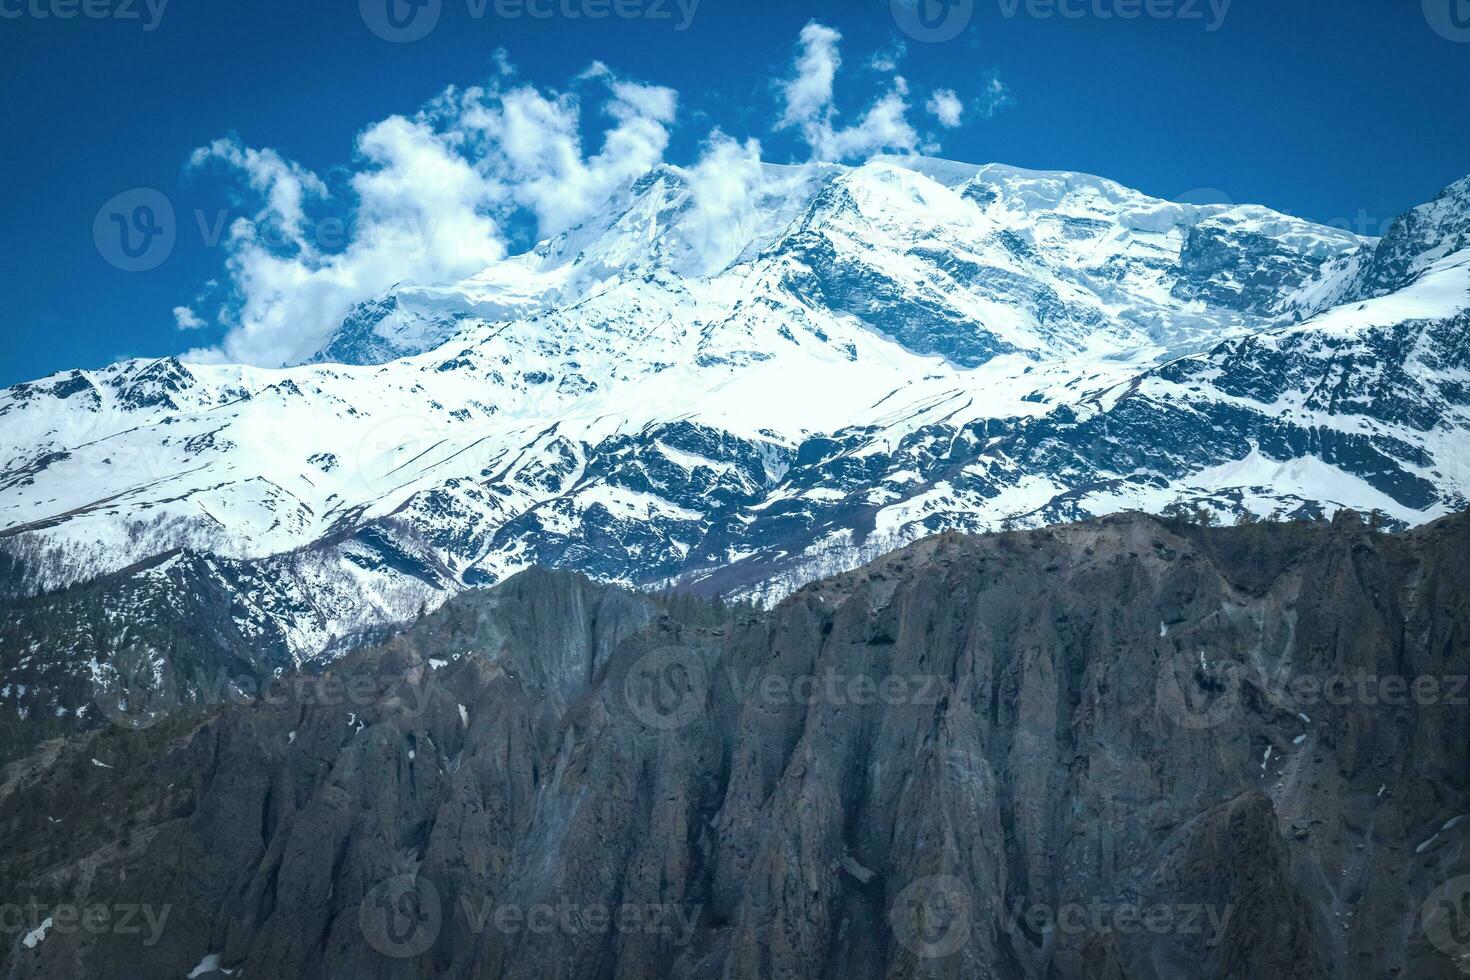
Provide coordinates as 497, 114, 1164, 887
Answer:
0, 158, 1466, 684
304, 158, 1365, 368
4, 511, 1468, 978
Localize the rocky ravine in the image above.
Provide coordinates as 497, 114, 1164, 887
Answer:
2, 510, 1469, 978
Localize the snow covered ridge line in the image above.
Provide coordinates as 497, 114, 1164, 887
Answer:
297, 156, 1372, 369
0, 158, 1468, 660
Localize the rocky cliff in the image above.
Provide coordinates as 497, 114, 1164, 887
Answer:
3, 510, 1468, 978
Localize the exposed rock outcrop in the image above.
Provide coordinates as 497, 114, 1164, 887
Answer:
3, 511, 1468, 978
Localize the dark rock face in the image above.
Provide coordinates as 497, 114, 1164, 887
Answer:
1172, 223, 1336, 315
780, 230, 1022, 369
4, 513, 1469, 978
107, 357, 198, 411
0, 549, 296, 762
1001, 311, 1470, 516
309, 295, 469, 368
1349, 175, 1470, 301
0, 521, 453, 763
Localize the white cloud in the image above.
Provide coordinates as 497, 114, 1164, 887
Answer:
680, 130, 766, 275
926, 89, 964, 128
776, 22, 921, 161
190, 140, 327, 251
189, 115, 508, 367
975, 75, 1016, 119
186, 63, 678, 367
815, 80, 919, 160
183, 25, 973, 367
461, 66, 677, 238
172, 306, 207, 331
866, 41, 906, 74
779, 22, 842, 132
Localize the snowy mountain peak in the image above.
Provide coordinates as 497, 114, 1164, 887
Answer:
1349, 171, 1470, 301
3, 158, 1467, 673
300, 156, 1370, 368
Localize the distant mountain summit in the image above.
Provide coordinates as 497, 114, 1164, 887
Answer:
301, 157, 1367, 368
305, 290, 470, 367
2, 158, 1467, 721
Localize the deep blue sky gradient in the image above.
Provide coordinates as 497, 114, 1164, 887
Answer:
2, 0, 1468, 384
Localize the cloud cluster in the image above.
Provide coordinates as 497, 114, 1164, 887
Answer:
187, 66, 676, 366
681, 130, 766, 275
184, 25, 1003, 367
172, 306, 206, 331
188, 115, 504, 366
926, 89, 964, 128
775, 22, 920, 161
457, 63, 678, 239
975, 75, 1016, 119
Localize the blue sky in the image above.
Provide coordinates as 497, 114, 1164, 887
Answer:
2, 0, 1468, 384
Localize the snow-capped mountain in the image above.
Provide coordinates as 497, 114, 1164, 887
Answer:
305, 157, 1365, 367
2, 157, 1467, 711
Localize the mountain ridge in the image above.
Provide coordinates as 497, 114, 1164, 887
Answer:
1, 156, 1467, 717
